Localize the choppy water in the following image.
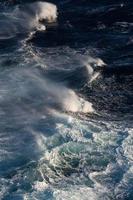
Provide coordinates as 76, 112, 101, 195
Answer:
0, 1, 133, 200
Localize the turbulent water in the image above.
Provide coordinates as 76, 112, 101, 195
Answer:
0, 0, 133, 199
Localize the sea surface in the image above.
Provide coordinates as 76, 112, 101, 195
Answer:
0, 0, 133, 199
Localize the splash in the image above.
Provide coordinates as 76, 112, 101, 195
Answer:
0, 68, 94, 114
55, 88, 94, 113
14, 1, 58, 30
83, 57, 106, 83
28, 70, 94, 114
0, 1, 57, 39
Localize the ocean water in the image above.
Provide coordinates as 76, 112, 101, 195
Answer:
0, 0, 133, 200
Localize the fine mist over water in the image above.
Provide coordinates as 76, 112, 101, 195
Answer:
0, 1, 133, 200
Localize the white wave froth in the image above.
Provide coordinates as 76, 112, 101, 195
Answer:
14, 1, 57, 30
57, 89, 94, 113
83, 57, 106, 83
0, 68, 94, 114
0, 2, 57, 39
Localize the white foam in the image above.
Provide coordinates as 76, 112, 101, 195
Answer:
122, 128, 133, 161
38, 79, 94, 114
16, 1, 58, 31
0, 1, 58, 39
83, 57, 106, 83
33, 181, 48, 191
53, 185, 110, 200
35, 2, 57, 23
25, 71, 94, 114
0, 68, 94, 115
59, 89, 94, 113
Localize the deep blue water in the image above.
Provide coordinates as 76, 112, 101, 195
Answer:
0, 1, 133, 200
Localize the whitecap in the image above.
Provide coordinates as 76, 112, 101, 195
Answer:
0, 2, 58, 40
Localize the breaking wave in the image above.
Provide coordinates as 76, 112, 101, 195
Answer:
0, 1, 57, 39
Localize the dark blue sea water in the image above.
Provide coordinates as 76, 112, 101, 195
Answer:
0, 0, 133, 199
